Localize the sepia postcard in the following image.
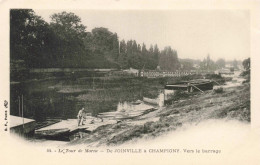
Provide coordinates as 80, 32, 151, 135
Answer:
0, 0, 260, 164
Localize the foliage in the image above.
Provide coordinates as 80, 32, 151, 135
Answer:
199, 54, 217, 71
180, 61, 194, 70
240, 58, 250, 82
233, 59, 238, 69
214, 87, 224, 93
159, 46, 180, 71
215, 58, 225, 69
242, 58, 250, 70
49, 12, 87, 67
164, 90, 190, 105
10, 9, 180, 72
10, 9, 52, 67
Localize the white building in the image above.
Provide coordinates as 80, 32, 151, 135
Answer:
123, 67, 139, 76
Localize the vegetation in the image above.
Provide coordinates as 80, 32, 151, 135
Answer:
241, 57, 250, 83
10, 9, 180, 71
11, 9, 243, 73
10, 9, 251, 146
214, 87, 224, 93
70, 81, 250, 146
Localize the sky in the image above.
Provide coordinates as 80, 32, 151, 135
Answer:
35, 10, 250, 61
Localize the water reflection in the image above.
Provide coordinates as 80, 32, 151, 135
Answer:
10, 77, 144, 123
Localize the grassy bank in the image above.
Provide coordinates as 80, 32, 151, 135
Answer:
69, 78, 250, 146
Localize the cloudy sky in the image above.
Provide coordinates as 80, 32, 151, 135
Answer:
35, 10, 250, 61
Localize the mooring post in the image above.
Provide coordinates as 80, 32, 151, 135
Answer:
158, 91, 164, 107
18, 96, 20, 117
22, 95, 24, 130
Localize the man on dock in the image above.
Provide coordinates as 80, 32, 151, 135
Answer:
77, 107, 84, 126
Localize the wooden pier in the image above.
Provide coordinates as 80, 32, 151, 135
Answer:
10, 115, 36, 134
97, 103, 157, 120
35, 117, 117, 138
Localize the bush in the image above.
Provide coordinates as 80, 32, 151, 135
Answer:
240, 69, 250, 83
214, 87, 223, 93
164, 90, 190, 105
205, 74, 222, 79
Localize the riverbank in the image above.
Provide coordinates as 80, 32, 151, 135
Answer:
11, 72, 223, 121
68, 78, 250, 147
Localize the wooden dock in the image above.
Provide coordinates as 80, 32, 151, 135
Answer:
35, 117, 117, 138
10, 115, 36, 134
98, 103, 157, 120
35, 102, 157, 138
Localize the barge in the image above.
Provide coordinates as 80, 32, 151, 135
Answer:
165, 79, 214, 92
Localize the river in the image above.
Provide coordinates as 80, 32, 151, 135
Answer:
10, 73, 150, 125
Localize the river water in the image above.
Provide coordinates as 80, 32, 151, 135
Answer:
10, 74, 145, 124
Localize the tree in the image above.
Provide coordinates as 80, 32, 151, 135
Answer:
10, 9, 52, 67
216, 58, 226, 69
10, 9, 34, 61
200, 54, 217, 71
206, 54, 211, 68
91, 27, 114, 53
111, 33, 119, 60
159, 46, 180, 71
233, 59, 238, 69
50, 12, 86, 37
118, 40, 128, 69
242, 58, 250, 70
50, 11, 87, 67
130, 40, 142, 69
180, 61, 194, 71
153, 44, 160, 66
10, 10, 180, 70
141, 43, 148, 56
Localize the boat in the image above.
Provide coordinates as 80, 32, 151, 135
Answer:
35, 128, 71, 140
165, 79, 214, 92
131, 100, 143, 105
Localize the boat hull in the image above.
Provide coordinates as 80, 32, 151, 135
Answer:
165, 79, 214, 91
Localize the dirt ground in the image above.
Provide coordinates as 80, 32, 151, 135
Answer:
69, 80, 250, 147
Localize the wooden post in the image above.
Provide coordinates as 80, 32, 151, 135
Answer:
190, 84, 204, 93
18, 96, 20, 117
22, 95, 24, 130
92, 74, 95, 90
213, 80, 220, 85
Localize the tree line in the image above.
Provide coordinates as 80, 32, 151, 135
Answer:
10, 9, 180, 71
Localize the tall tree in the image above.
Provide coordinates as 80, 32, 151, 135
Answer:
10, 10, 181, 70
10, 9, 52, 67
159, 46, 180, 71
111, 33, 119, 60
118, 40, 128, 69
50, 11, 87, 67
130, 40, 142, 69
91, 27, 114, 54
200, 54, 217, 71
153, 44, 160, 67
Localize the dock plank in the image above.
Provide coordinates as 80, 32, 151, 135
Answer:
10, 115, 36, 134
35, 117, 117, 137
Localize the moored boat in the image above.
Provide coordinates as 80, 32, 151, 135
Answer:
165, 79, 214, 92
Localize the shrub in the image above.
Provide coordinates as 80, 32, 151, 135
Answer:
214, 87, 223, 93
205, 74, 222, 79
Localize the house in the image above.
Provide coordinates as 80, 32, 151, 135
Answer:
123, 67, 139, 76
